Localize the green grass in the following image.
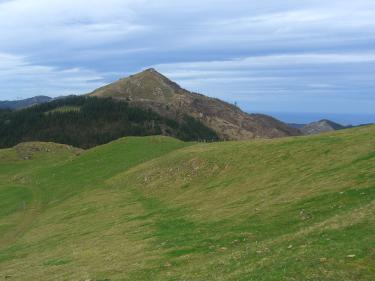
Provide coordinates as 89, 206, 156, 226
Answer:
0, 185, 32, 219
0, 126, 374, 280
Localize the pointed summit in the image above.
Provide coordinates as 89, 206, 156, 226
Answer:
89, 69, 301, 140
131, 68, 171, 81
134, 68, 161, 78
90, 68, 183, 102
142, 67, 158, 73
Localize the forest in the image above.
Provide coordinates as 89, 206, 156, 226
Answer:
0, 96, 219, 149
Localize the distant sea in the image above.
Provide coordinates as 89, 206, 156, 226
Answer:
260, 112, 375, 126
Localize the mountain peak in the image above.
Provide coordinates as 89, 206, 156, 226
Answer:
89, 69, 301, 140
135, 68, 165, 79
137, 68, 177, 85
90, 68, 182, 103
142, 67, 158, 73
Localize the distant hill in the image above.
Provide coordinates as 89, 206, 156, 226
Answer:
0, 95, 52, 109
0, 96, 218, 149
289, 119, 375, 135
0, 126, 374, 280
301, 119, 346, 135
90, 68, 301, 140
287, 123, 306, 129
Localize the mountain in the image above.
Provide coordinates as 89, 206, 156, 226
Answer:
0, 96, 218, 149
290, 120, 375, 135
287, 123, 306, 129
0, 95, 52, 109
0, 125, 374, 280
89, 68, 301, 140
301, 119, 346, 135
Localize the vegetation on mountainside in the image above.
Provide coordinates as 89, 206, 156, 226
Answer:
0, 96, 218, 149
90, 68, 301, 140
0, 126, 374, 280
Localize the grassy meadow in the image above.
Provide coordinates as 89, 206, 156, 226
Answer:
0, 126, 374, 280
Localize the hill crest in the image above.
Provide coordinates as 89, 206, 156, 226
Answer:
0, 96, 52, 110
301, 119, 346, 135
90, 69, 301, 140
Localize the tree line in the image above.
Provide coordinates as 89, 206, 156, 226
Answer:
0, 96, 219, 149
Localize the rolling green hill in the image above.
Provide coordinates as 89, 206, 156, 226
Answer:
0, 126, 374, 280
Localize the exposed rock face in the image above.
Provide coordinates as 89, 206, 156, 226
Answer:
89, 68, 301, 140
301, 119, 346, 135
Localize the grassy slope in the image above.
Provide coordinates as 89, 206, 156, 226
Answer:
0, 142, 83, 247
0, 126, 374, 280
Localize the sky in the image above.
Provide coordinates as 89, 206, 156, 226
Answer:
0, 0, 374, 124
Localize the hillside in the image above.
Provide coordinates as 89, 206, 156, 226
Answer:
287, 123, 306, 129
0, 125, 374, 280
90, 68, 301, 140
0, 96, 218, 149
301, 119, 346, 135
0, 96, 52, 110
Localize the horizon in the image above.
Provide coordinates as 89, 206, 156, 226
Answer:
0, 1, 374, 124
1, 67, 374, 126
2, 91, 374, 126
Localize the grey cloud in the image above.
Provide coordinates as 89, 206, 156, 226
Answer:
0, 0, 374, 120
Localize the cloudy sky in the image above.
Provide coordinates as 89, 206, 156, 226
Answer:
0, 0, 374, 124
